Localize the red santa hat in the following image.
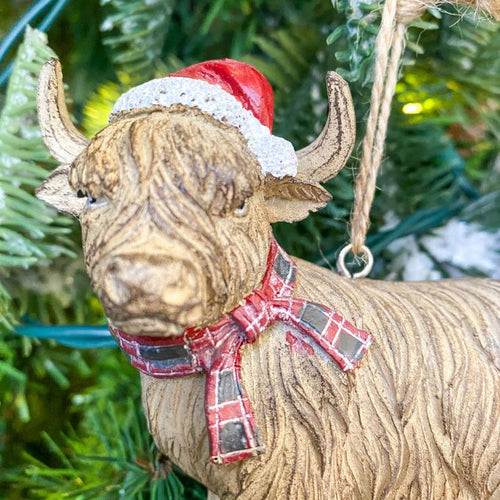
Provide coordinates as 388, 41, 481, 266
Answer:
108, 59, 297, 178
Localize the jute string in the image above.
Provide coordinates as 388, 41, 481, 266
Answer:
343, 0, 429, 276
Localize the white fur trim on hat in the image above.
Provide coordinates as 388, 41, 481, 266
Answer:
108, 77, 297, 178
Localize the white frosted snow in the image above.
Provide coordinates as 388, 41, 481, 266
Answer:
386, 235, 442, 281
421, 218, 500, 279
384, 216, 500, 281
109, 76, 298, 178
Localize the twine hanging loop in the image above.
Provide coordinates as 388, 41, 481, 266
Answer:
337, 0, 427, 278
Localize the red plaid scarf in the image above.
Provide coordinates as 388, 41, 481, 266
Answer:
110, 240, 373, 464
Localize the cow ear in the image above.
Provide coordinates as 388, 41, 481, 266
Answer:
263, 176, 332, 223
36, 165, 85, 217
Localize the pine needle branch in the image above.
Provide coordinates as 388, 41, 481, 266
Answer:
99, 0, 176, 85
0, 26, 76, 269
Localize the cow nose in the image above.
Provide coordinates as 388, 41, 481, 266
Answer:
102, 255, 200, 309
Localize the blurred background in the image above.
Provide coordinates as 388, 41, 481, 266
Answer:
0, 0, 498, 498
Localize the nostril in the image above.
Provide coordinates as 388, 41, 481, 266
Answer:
102, 260, 131, 306
106, 261, 119, 274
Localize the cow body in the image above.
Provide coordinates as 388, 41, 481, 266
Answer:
143, 262, 500, 499
36, 59, 500, 500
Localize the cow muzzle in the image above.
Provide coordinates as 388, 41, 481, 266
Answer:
99, 253, 205, 333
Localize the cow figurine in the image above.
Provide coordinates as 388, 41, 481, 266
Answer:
36, 58, 499, 499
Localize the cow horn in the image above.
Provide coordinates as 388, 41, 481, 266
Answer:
296, 71, 356, 183
37, 58, 89, 164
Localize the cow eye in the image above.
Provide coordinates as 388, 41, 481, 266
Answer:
77, 189, 107, 209
86, 195, 108, 209
234, 200, 248, 217
77, 189, 96, 204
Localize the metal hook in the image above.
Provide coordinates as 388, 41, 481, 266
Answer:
336, 244, 374, 279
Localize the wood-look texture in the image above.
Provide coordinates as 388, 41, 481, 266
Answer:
296, 72, 356, 183
36, 58, 89, 164
36, 60, 500, 499
143, 265, 500, 499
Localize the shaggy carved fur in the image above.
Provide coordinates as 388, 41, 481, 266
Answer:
69, 110, 271, 336
143, 263, 500, 499
36, 63, 500, 498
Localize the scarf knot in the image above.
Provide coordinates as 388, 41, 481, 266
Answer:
230, 291, 271, 342
111, 240, 373, 464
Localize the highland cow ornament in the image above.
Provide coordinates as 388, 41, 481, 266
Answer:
36, 57, 500, 499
